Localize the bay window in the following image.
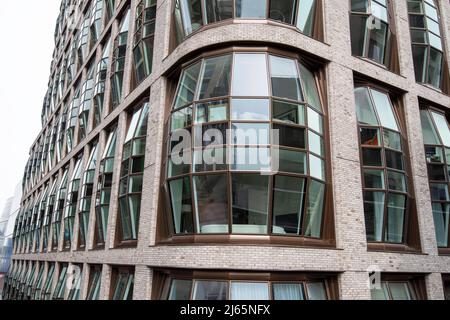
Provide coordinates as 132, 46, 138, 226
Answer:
66, 86, 81, 153
78, 142, 99, 248
173, 0, 320, 45
78, 64, 95, 141
419, 108, 450, 249
93, 37, 111, 128
52, 168, 68, 250
77, 12, 90, 67
164, 49, 332, 244
89, 0, 104, 50
354, 86, 416, 246
407, 0, 448, 91
117, 102, 149, 243
95, 127, 117, 246
43, 178, 58, 251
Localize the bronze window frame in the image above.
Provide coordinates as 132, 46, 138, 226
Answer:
110, 266, 135, 300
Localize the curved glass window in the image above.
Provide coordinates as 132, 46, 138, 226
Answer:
111, 9, 131, 108
78, 142, 98, 248
42, 178, 58, 252
95, 127, 117, 246
34, 183, 49, 252
167, 51, 328, 240
89, 0, 104, 50
93, 38, 111, 128
66, 85, 81, 153
173, 0, 319, 45
52, 168, 68, 251
133, 0, 157, 85
350, 0, 394, 67
117, 103, 149, 242
63, 156, 84, 249
355, 87, 411, 244
78, 63, 95, 141
407, 0, 446, 90
419, 108, 450, 248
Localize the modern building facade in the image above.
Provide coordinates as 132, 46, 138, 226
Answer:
0, 184, 22, 299
2, 0, 450, 300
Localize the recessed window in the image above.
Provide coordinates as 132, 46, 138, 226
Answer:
111, 267, 134, 300
117, 103, 149, 243
407, 0, 447, 91
173, 0, 320, 45
165, 50, 330, 242
354, 86, 413, 245
350, 0, 396, 68
42, 263, 55, 300
52, 168, 68, 251
419, 108, 450, 248
87, 265, 102, 300
52, 263, 68, 300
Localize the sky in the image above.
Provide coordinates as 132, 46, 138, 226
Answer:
0, 1, 61, 213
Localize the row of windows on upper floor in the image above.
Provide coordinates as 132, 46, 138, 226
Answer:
15, 49, 450, 256
3, 261, 449, 300
40, 0, 449, 133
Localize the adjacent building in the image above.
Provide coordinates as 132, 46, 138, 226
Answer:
2, 0, 450, 300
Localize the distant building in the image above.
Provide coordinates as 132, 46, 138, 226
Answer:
0, 184, 22, 299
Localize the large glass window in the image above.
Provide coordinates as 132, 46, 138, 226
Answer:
63, 156, 84, 249
42, 178, 58, 252
118, 103, 149, 242
419, 108, 450, 248
133, 0, 157, 85
78, 142, 99, 248
52, 263, 68, 300
407, 0, 446, 90
52, 168, 68, 251
78, 64, 95, 141
66, 86, 81, 153
355, 86, 412, 244
165, 274, 330, 300
350, 0, 394, 67
173, 0, 319, 44
166, 51, 329, 241
95, 127, 117, 246
87, 265, 102, 300
111, 9, 131, 108
89, 0, 104, 50
93, 38, 111, 128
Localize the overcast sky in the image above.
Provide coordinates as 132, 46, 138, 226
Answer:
0, 1, 61, 212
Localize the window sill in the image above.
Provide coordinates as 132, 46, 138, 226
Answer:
353, 56, 401, 77
367, 242, 422, 254
158, 234, 336, 249
114, 240, 138, 249
438, 247, 450, 256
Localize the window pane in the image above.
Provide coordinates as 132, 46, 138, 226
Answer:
425, 146, 444, 163
389, 282, 413, 300
362, 148, 383, 167
171, 106, 192, 131
193, 175, 229, 233
351, 0, 368, 12
420, 110, 440, 145
273, 283, 305, 300
307, 107, 323, 134
355, 87, 378, 126
169, 177, 194, 234
232, 54, 269, 96
385, 150, 403, 170
427, 164, 446, 181
308, 131, 324, 156
204, 0, 233, 24
368, 21, 388, 64
273, 124, 306, 149
364, 191, 385, 242
193, 281, 228, 300
273, 100, 305, 125
411, 29, 427, 43
194, 147, 228, 172
174, 62, 201, 108
196, 100, 228, 123
297, 0, 316, 36
371, 282, 390, 300
432, 203, 450, 247
350, 15, 368, 57
269, 0, 296, 24
430, 183, 449, 201
364, 169, 385, 189
231, 147, 271, 171
299, 63, 321, 112
427, 48, 443, 88
309, 155, 325, 181
230, 282, 269, 300
232, 174, 269, 234
370, 89, 398, 131
232, 123, 270, 145
412, 45, 428, 83
304, 180, 325, 237
269, 55, 303, 101
371, 1, 388, 22
306, 282, 327, 300
431, 112, 450, 147
232, 99, 270, 121
383, 130, 402, 151
198, 55, 232, 99
275, 148, 307, 174
385, 193, 406, 243
360, 128, 381, 146
272, 176, 306, 235
235, 0, 267, 18
168, 279, 192, 300
194, 123, 228, 148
